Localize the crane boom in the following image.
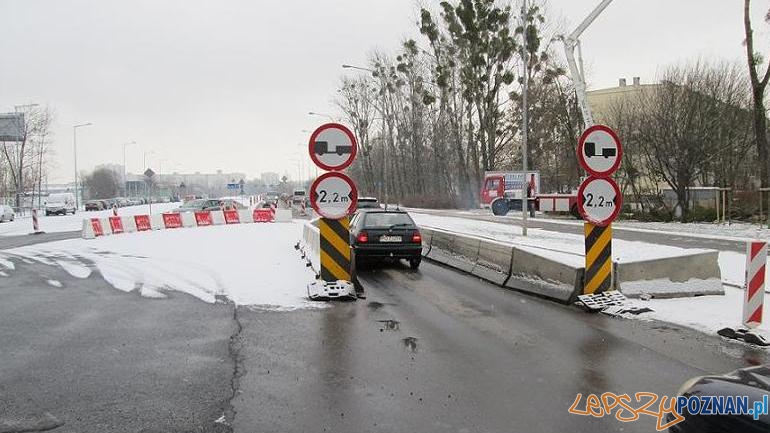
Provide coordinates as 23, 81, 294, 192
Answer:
563, 0, 615, 127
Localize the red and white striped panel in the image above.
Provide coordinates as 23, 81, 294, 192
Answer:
743, 241, 766, 328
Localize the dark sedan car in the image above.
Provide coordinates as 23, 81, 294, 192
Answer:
668, 364, 769, 432
84, 200, 104, 211
349, 209, 422, 269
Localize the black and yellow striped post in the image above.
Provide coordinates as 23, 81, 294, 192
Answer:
319, 217, 351, 282
584, 223, 612, 293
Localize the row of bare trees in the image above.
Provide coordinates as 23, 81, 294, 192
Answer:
333, 0, 770, 221
0, 105, 54, 208
336, 0, 580, 208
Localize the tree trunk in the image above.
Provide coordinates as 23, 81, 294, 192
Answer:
752, 94, 769, 186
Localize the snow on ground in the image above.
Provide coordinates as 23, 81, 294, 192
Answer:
411, 207, 770, 243
0, 202, 182, 237
1, 222, 319, 310
627, 287, 770, 337
411, 212, 712, 264
412, 212, 770, 342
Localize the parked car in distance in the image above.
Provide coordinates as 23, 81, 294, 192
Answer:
85, 200, 104, 211
668, 364, 770, 432
349, 209, 422, 269
0, 205, 14, 222
176, 199, 224, 212
218, 199, 246, 210
357, 197, 381, 209
45, 193, 76, 216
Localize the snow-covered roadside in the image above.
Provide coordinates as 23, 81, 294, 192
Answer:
411, 212, 712, 263
410, 207, 770, 243
0, 202, 182, 237
0, 222, 319, 310
411, 212, 769, 342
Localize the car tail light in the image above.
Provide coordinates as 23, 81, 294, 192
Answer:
356, 232, 369, 243
412, 231, 422, 243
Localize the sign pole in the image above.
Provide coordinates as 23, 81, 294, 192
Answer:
576, 125, 623, 295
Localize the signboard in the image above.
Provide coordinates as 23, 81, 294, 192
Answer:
577, 125, 622, 178
310, 172, 358, 219
144, 168, 156, 179
308, 123, 357, 171
577, 177, 622, 227
226, 183, 239, 191
0, 113, 23, 142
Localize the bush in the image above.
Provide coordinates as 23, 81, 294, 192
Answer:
683, 206, 717, 223
629, 207, 674, 222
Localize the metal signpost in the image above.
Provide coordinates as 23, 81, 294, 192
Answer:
577, 125, 623, 294
307, 123, 359, 300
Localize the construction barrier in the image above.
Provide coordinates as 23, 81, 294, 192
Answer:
195, 211, 212, 226
223, 209, 240, 224
614, 251, 723, 298
744, 241, 766, 328
31, 209, 43, 234
135, 215, 152, 231
416, 227, 721, 304
108, 216, 124, 234
82, 208, 292, 239
274, 209, 292, 222
253, 208, 275, 222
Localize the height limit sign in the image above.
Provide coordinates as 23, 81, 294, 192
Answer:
577, 125, 623, 294
308, 123, 359, 294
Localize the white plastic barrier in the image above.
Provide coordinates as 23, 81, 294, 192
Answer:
100, 218, 112, 235
123, 216, 138, 233
302, 218, 321, 271
238, 209, 253, 223
150, 214, 165, 230
211, 210, 226, 225
274, 209, 292, 222
181, 212, 196, 228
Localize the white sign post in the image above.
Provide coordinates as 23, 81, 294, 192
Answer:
309, 123, 357, 171
577, 125, 622, 177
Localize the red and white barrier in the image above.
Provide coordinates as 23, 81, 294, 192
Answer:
743, 241, 766, 328
31, 208, 43, 234
81, 207, 292, 239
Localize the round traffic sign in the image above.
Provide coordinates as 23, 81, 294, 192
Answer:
577, 176, 622, 227
577, 125, 623, 177
310, 172, 358, 219
308, 123, 357, 171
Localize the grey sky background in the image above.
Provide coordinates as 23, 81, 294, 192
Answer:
1, 0, 767, 184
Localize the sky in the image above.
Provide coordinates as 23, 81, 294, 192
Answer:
1, 0, 768, 184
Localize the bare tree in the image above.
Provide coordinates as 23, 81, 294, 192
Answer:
1, 105, 53, 207
743, 0, 770, 187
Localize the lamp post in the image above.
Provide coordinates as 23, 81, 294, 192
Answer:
73, 122, 93, 209
122, 141, 136, 196
308, 111, 335, 121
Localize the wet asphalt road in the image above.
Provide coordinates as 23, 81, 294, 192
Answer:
1, 233, 767, 432
232, 260, 769, 433
409, 208, 749, 253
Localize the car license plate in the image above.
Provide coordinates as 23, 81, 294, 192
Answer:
379, 235, 402, 243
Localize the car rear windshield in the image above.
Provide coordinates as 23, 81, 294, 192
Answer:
364, 212, 414, 228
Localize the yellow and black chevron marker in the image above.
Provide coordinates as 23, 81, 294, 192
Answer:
584, 223, 612, 294
319, 217, 351, 282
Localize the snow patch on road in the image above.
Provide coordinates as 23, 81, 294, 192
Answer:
4, 222, 320, 310
46, 279, 62, 288
0, 256, 14, 270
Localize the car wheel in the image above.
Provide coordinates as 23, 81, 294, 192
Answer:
409, 257, 421, 270
10, 215, 14, 221
491, 199, 509, 216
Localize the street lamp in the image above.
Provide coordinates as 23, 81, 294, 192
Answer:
122, 141, 136, 196
73, 122, 93, 209
342, 64, 373, 73
308, 111, 335, 121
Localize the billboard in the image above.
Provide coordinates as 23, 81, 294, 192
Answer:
0, 113, 24, 142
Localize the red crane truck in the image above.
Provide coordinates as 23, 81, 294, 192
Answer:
480, 171, 580, 217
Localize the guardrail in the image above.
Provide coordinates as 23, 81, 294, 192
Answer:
302, 218, 321, 273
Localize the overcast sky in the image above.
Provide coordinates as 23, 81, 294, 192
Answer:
1, 0, 767, 184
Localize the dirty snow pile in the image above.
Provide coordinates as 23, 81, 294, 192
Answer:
0, 222, 319, 310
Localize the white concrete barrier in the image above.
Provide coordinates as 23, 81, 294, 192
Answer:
505, 247, 584, 303
471, 238, 514, 286
614, 251, 723, 298
274, 209, 292, 222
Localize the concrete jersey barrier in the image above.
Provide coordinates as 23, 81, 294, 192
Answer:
614, 250, 723, 298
